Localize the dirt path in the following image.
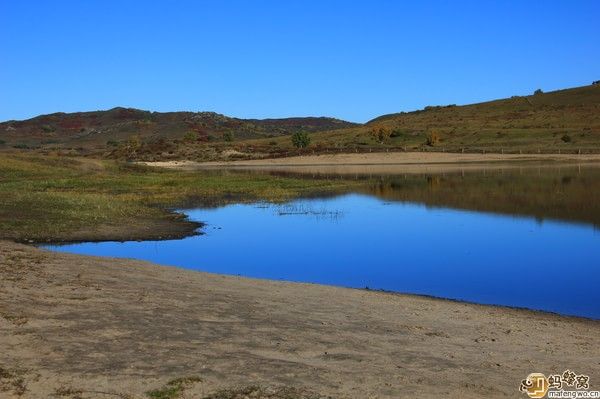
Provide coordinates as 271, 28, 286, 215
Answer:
1, 240, 598, 398
142, 151, 600, 170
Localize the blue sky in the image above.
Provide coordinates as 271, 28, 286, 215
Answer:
1, 1, 599, 123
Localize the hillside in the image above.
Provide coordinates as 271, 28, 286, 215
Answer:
0, 107, 356, 149
1, 84, 599, 161
239, 83, 600, 157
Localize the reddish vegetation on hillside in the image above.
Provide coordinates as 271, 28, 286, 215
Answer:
0, 107, 356, 149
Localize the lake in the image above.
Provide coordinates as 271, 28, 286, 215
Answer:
46, 164, 600, 319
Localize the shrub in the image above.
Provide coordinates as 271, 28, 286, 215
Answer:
125, 135, 141, 158
561, 134, 572, 143
223, 131, 234, 142
370, 126, 391, 143
593, 80, 600, 85
0, 139, 5, 145
183, 131, 197, 142
106, 140, 119, 147
390, 129, 403, 138
534, 89, 543, 95
291, 132, 311, 148
425, 131, 441, 146
41, 124, 55, 133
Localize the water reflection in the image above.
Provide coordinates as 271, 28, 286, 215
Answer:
246, 163, 600, 228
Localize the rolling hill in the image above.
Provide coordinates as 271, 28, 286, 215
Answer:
240, 83, 600, 157
1, 83, 599, 160
0, 107, 357, 149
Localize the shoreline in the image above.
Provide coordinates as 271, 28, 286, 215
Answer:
141, 151, 600, 170
41, 241, 600, 323
1, 239, 598, 398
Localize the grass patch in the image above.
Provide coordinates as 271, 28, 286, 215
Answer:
0, 153, 357, 242
146, 376, 202, 399
202, 385, 325, 399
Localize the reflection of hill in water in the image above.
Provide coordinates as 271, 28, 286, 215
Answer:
253, 165, 600, 228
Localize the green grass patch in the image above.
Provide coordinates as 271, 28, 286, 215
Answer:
146, 376, 202, 399
0, 153, 357, 242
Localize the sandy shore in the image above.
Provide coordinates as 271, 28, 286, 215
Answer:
143, 151, 600, 170
1, 240, 598, 398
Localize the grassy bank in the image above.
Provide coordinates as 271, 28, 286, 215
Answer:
0, 153, 356, 242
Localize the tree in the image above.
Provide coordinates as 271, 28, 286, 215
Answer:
425, 131, 440, 146
291, 132, 311, 148
125, 135, 141, 158
534, 89, 543, 95
370, 126, 391, 143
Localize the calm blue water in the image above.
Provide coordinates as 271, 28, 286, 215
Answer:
47, 192, 600, 319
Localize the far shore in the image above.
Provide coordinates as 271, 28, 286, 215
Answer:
142, 151, 600, 172
1, 239, 598, 398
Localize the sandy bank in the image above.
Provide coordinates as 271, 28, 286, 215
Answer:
1, 240, 598, 398
142, 151, 600, 170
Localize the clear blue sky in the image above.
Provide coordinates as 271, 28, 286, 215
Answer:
1, 1, 599, 123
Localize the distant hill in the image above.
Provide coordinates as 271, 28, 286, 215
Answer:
2, 83, 599, 159
0, 107, 357, 149
296, 83, 600, 153
368, 83, 600, 126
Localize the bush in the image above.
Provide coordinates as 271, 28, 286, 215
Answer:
183, 131, 197, 142
125, 135, 141, 158
593, 80, 600, 85
106, 140, 119, 147
370, 126, 391, 143
291, 132, 311, 148
0, 139, 5, 145
561, 134, 572, 143
425, 131, 441, 146
534, 89, 543, 95
223, 131, 234, 142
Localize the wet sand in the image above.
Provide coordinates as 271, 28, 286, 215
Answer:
1, 240, 598, 398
